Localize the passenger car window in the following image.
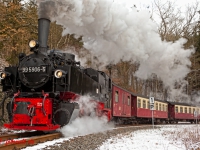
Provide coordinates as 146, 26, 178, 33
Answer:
175, 106, 178, 113
189, 108, 191, 113
148, 101, 150, 109
138, 99, 141, 108
115, 91, 118, 102
128, 96, 130, 105
143, 100, 146, 109
180, 107, 183, 113
156, 103, 158, 110
184, 107, 187, 113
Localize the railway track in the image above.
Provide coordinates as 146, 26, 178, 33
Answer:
0, 131, 62, 150
116, 122, 194, 128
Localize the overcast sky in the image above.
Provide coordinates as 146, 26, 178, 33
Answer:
122, 0, 199, 7
120, 0, 200, 24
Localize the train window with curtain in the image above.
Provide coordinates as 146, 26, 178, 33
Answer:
175, 106, 178, 113
193, 108, 195, 113
159, 103, 161, 111
184, 107, 187, 113
115, 91, 119, 102
138, 99, 141, 108
180, 107, 183, 113
166, 105, 168, 111
148, 101, 150, 109
156, 103, 158, 110
143, 100, 146, 109
189, 108, 191, 113
127, 96, 130, 105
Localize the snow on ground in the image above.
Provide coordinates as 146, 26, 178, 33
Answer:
98, 124, 200, 150
22, 124, 200, 150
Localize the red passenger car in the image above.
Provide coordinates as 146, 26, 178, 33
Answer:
112, 84, 133, 119
168, 102, 200, 123
111, 84, 168, 124
132, 96, 168, 123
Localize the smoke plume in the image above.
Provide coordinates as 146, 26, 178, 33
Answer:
36, 0, 194, 101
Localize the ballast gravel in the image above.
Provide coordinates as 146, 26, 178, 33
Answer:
43, 125, 155, 150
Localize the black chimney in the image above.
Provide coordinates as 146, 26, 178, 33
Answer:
38, 18, 50, 54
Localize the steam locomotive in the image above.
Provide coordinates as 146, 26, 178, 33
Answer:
0, 18, 112, 131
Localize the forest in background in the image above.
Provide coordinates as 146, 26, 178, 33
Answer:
0, 0, 200, 101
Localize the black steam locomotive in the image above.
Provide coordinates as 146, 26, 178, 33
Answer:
0, 18, 112, 131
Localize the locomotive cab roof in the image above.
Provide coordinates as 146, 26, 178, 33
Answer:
47, 50, 75, 62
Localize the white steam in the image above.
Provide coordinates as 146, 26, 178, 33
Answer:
60, 116, 113, 137
60, 95, 114, 137
37, 0, 194, 101
76, 95, 97, 115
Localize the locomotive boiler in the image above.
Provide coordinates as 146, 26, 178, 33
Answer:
0, 18, 112, 131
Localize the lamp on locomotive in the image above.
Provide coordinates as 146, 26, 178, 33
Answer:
29, 40, 39, 52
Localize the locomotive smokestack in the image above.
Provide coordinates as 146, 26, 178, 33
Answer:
38, 18, 50, 54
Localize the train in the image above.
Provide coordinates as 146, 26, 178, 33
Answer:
0, 18, 199, 131
112, 84, 200, 124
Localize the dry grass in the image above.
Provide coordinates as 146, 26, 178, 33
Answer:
163, 125, 200, 150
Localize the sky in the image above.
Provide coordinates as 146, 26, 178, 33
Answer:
122, 0, 199, 8
122, 0, 200, 24
21, 124, 200, 150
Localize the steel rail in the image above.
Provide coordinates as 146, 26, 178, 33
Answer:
0, 131, 44, 142
0, 132, 62, 150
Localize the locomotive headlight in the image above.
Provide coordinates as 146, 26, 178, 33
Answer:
0, 72, 10, 79
54, 70, 66, 78
29, 40, 37, 48
0, 73, 6, 79
57, 71, 63, 78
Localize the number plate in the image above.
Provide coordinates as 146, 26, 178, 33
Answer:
22, 66, 47, 73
